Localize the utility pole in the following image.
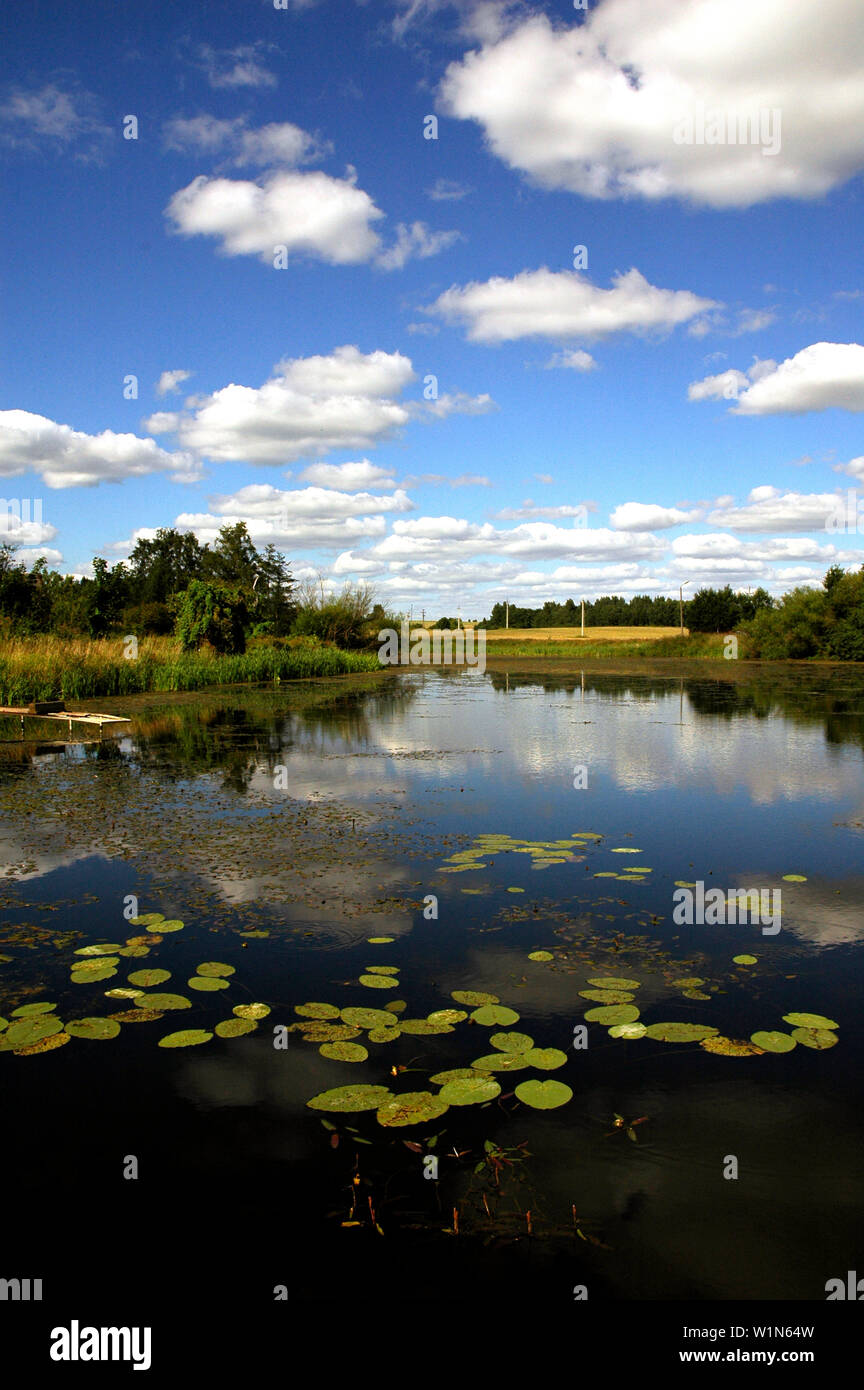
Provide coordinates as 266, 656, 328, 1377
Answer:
505, 599, 509, 629
581, 599, 585, 637
679, 580, 691, 635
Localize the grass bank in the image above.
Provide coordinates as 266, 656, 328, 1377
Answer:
0, 636, 381, 704
482, 632, 725, 660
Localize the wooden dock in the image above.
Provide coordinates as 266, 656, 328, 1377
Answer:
0, 701, 132, 740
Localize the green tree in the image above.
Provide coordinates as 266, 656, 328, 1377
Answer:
175, 579, 248, 654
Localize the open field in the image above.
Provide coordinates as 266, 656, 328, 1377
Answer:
483, 625, 687, 641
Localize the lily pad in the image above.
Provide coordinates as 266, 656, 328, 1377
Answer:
782, 1012, 838, 1030
127, 970, 171, 988
129, 914, 164, 926
296, 1003, 341, 1020
430, 1068, 482, 1085
196, 962, 235, 978
398, 1019, 454, 1035
643, 1022, 719, 1042
523, 1047, 568, 1070
490, 1031, 535, 1052
528, 951, 554, 962
215, 1018, 257, 1038
11, 1002, 57, 1017
427, 1009, 468, 1024
608, 1022, 647, 1039
367, 1027, 402, 1043
74, 944, 123, 955
109, 1008, 165, 1023
233, 1003, 271, 1020
308, 1084, 393, 1113
471, 1005, 520, 1027
584, 1004, 640, 1024
320, 1041, 368, 1062
5, 1014, 64, 1048
682, 989, 711, 1000
587, 977, 641, 990
116, 945, 150, 958
514, 1079, 573, 1110
134, 993, 191, 1011
13, 1031, 71, 1056
65, 1017, 121, 1040
376, 1092, 449, 1127
158, 1029, 212, 1048
341, 1007, 396, 1028
358, 974, 398, 990
579, 989, 634, 1004
751, 1030, 796, 1053
671, 977, 705, 989
188, 976, 229, 992
105, 988, 144, 999
300, 1023, 363, 1042
153, 919, 185, 933
70, 965, 117, 983
732, 955, 758, 965
471, 1052, 532, 1072
367, 937, 395, 944
782, 874, 807, 882
451, 990, 499, 1007
364, 966, 400, 975
790, 1027, 838, 1050
384, 1000, 407, 1014
438, 1076, 501, 1106
701, 1036, 764, 1056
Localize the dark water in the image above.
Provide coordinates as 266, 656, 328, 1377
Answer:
1, 665, 863, 1319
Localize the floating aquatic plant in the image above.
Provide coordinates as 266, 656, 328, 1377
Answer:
158, 1029, 212, 1048
65, 1017, 121, 1040
514, 1079, 572, 1110
307, 1084, 393, 1113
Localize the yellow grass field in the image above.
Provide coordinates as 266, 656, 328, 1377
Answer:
481, 625, 688, 642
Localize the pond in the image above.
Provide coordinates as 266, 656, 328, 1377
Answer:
1, 663, 863, 1308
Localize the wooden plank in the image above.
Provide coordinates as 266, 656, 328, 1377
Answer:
28, 700, 66, 714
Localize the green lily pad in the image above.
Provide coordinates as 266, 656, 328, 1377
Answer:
116, 945, 150, 958
296, 1003, 340, 1020
13, 1031, 71, 1056
384, 1000, 407, 1014
438, 1076, 501, 1106
129, 914, 164, 926
471, 1052, 532, 1072
427, 1009, 468, 1024
608, 1022, 647, 1039
732, 955, 758, 965
358, 974, 398, 990
790, 1027, 838, 1050
451, 990, 499, 1006
506, 887, 525, 893
70, 965, 117, 983
127, 970, 171, 988
109, 1008, 165, 1023
376, 1092, 449, 1127
74, 944, 123, 955
701, 1036, 764, 1056
308, 1084, 393, 1113
610, 847, 642, 853
643, 1022, 719, 1042
65, 1017, 121, 1040
671, 977, 705, 988
430, 1068, 482, 1085
398, 1019, 454, 1035
490, 1031, 534, 1053
682, 988, 711, 1000
105, 988, 144, 999
233, 1003, 270, 1019
158, 1029, 212, 1048
751, 1030, 796, 1053
528, 951, 554, 962
196, 962, 235, 978
134, 993, 191, 1011
782, 1012, 838, 1030
367, 937, 394, 943
153, 919, 185, 933
215, 1018, 257, 1038
584, 1004, 640, 1024
782, 874, 807, 882
11, 1002, 57, 1017
5, 1014, 64, 1048
471, 1005, 520, 1027
320, 1041, 368, 1062
579, 989, 634, 1004
523, 1047, 568, 1070
514, 1079, 573, 1110
364, 966, 400, 975
300, 1023, 363, 1042
368, 1026, 402, 1043
587, 977, 641, 990
188, 976, 229, 992
341, 1007, 396, 1028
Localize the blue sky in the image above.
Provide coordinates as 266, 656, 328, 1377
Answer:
1, 0, 863, 616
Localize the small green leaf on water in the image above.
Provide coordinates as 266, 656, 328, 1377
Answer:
471, 1052, 532, 1072
506, 887, 525, 893
790, 1027, 838, 1049
376, 1092, 449, 1127
587, 977, 641, 990
643, 1022, 719, 1042
384, 1000, 407, 1014
153, 919, 185, 933
430, 1068, 479, 1086
233, 1003, 271, 1020
296, 1003, 340, 1020
523, 1047, 568, 1070
584, 1004, 640, 1024
65, 1017, 121, 1040
398, 1019, 454, 1035
11, 1002, 57, 1017
782, 875, 807, 883
514, 1079, 573, 1110
109, 1009, 165, 1023
5, 1015, 64, 1048
750, 1030, 796, 1053
116, 946, 150, 958
215, 1018, 257, 1038
451, 990, 499, 1006
438, 1076, 501, 1106
127, 970, 171, 988
674, 881, 697, 888
320, 1041, 368, 1062
701, 1036, 764, 1056
528, 951, 554, 962
682, 989, 711, 1000
13, 1031, 71, 1056
782, 1012, 838, 1030
307, 1084, 393, 1113
70, 966, 117, 983
427, 1009, 468, 1024
471, 1005, 520, 1027
134, 993, 191, 1011
364, 966, 400, 975
610, 848, 642, 853
732, 955, 758, 965
74, 944, 123, 955
671, 977, 705, 988
358, 974, 398, 990
341, 1007, 395, 1028
608, 1023, 647, 1039
196, 962, 235, 978
129, 914, 164, 926
105, 988, 144, 999
188, 976, 229, 992
367, 937, 394, 944
579, 989, 634, 1004
367, 1027, 402, 1043
490, 1031, 534, 1053
158, 1029, 213, 1048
